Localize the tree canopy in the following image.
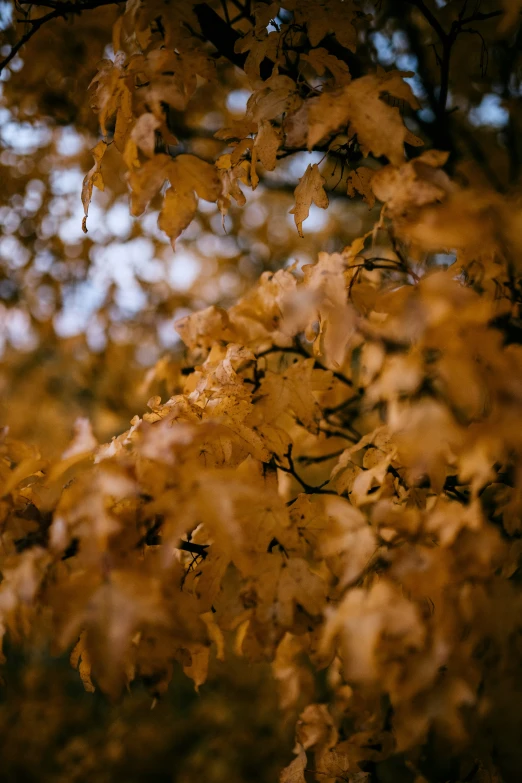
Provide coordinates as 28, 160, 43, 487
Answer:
1, 1, 522, 781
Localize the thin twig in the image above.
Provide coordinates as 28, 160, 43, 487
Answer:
276, 444, 337, 496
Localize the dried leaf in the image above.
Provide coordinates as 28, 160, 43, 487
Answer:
290, 164, 329, 237
81, 140, 107, 233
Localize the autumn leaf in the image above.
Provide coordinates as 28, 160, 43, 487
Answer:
158, 187, 198, 249
308, 71, 421, 164
81, 140, 108, 233
251, 119, 282, 190
280, 749, 307, 783
347, 167, 376, 208
300, 47, 351, 85
128, 154, 171, 217
290, 164, 329, 237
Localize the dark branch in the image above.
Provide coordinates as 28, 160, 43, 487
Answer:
276, 444, 337, 496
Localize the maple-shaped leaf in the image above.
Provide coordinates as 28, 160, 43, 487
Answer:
371, 149, 451, 214
251, 554, 327, 629
175, 305, 230, 353
170, 154, 221, 202
308, 71, 421, 165
290, 164, 329, 237
319, 495, 377, 587
248, 74, 302, 125
234, 28, 282, 82
227, 267, 298, 349
252, 358, 325, 433
287, 0, 358, 52
300, 48, 351, 85
216, 153, 249, 220
129, 153, 221, 245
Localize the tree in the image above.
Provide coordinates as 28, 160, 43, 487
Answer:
1, 1, 522, 781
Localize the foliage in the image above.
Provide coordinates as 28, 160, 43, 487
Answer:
1, 1, 522, 782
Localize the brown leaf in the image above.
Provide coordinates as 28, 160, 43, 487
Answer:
347, 167, 376, 208
158, 187, 198, 248
251, 119, 282, 189
81, 140, 108, 233
290, 163, 329, 237
308, 71, 421, 164
280, 749, 307, 783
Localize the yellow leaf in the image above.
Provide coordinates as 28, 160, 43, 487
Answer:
81, 140, 107, 233
158, 187, 197, 248
128, 154, 171, 216
170, 154, 221, 202
308, 71, 421, 164
114, 83, 133, 152
251, 119, 282, 190
290, 163, 329, 237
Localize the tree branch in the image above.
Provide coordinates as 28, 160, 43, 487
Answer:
276, 444, 337, 496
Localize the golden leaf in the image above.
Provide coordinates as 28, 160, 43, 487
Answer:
290, 163, 329, 237
81, 140, 107, 233
308, 71, 421, 164
158, 187, 197, 249
251, 119, 282, 190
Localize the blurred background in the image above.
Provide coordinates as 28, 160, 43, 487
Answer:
0, 644, 294, 783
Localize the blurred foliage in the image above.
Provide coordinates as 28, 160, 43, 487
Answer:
0, 648, 292, 783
